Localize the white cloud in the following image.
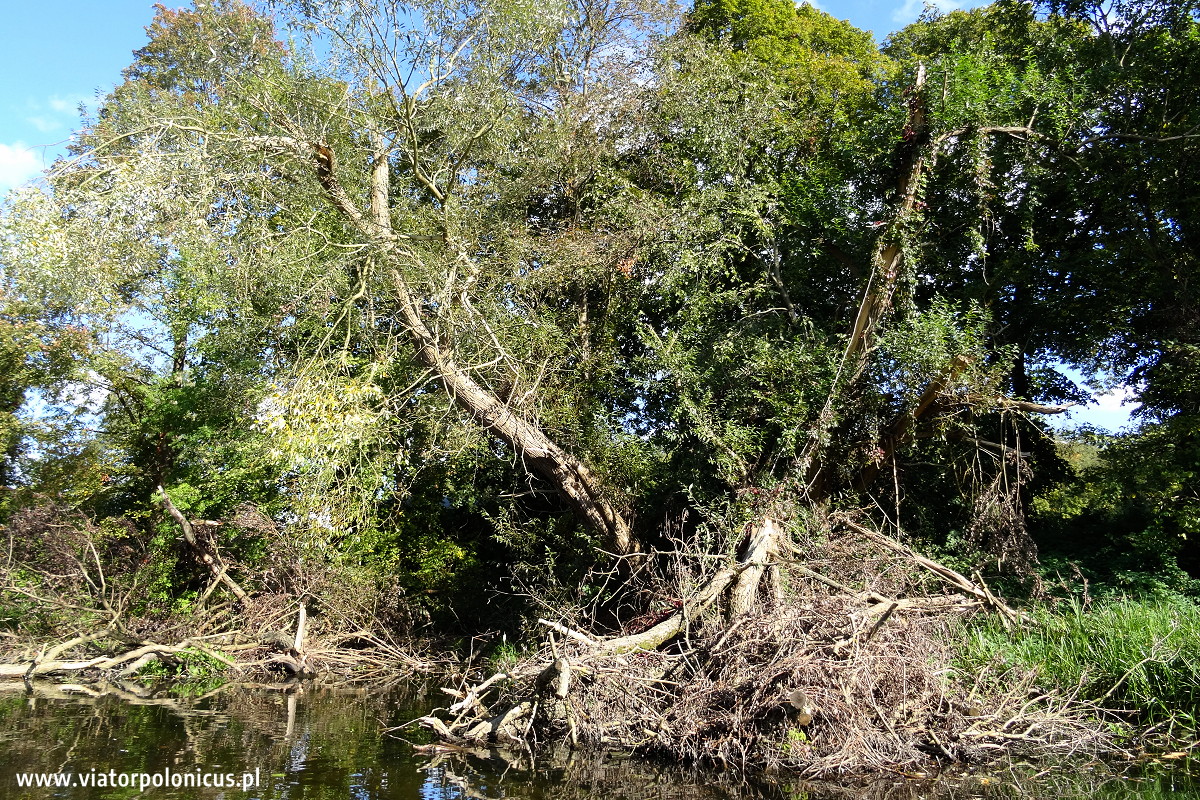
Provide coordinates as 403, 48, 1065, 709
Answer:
0, 141, 43, 195
892, 0, 962, 25
25, 116, 58, 134
19, 94, 94, 138
47, 96, 85, 115
1054, 382, 1141, 432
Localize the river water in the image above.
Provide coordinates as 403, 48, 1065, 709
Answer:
0, 682, 1197, 799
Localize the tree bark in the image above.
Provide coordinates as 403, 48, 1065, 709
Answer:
728, 517, 780, 617
387, 285, 633, 553
256, 132, 635, 554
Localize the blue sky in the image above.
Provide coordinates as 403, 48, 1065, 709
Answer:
0, 0, 1136, 431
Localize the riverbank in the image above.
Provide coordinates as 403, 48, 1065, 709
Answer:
2, 677, 1197, 800
5, 518, 1200, 778
0, 595, 444, 685
2, 596, 1198, 779
415, 602, 1117, 777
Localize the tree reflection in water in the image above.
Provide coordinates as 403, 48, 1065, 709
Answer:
0, 683, 1195, 800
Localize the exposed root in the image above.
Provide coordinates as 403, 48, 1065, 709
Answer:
419, 514, 1112, 776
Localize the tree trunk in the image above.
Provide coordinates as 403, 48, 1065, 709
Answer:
799, 65, 931, 490
262, 130, 636, 554
387, 280, 633, 554
728, 517, 780, 617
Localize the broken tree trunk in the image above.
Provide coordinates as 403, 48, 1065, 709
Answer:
596, 515, 782, 654
269, 604, 315, 677
157, 486, 250, 605
729, 518, 782, 617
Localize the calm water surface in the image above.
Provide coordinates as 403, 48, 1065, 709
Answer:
0, 682, 1197, 799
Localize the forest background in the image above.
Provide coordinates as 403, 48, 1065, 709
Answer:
0, 0, 1197, 665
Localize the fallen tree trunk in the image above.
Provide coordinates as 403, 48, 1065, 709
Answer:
0, 638, 249, 680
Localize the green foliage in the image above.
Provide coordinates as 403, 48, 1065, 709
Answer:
2, 0, 1200, 627
487, 640, 523, 674
122, 0, 282, 100
875, 298, 1004, 405
125, 648, 229, 698
1032, 424, 1200, 593
689, 0, 884, 100
781, 725, 809, 754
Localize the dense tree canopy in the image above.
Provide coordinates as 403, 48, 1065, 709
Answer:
1, 0, 1198, 620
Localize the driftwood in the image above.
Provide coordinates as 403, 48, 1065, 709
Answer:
0, 636, 253, 680
0, 605, 317, 682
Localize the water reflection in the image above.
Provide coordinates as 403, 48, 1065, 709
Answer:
0, 681, 756, 800
0, 681, 1195, 800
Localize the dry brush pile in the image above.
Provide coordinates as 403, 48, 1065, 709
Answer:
420, 513, 1114, 777
0, 499, 441, 683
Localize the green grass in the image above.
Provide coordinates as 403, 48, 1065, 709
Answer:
957, 598, 1200, 722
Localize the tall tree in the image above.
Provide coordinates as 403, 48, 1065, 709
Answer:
6, 0, 674, 555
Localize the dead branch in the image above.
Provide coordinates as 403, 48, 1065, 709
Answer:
157, 486, 250, 605
997, 398, 1073, 414
836, 517, 1025, 626
2, 639, 218, 680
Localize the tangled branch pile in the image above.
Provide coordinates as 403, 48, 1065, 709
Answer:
0, 500, 441, 683
421, 515, 1113, 776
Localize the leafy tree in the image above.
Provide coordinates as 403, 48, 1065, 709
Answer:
5, 0, 1199, 617
0, 294, 93, 497
883, 0, 1200, 575
0, 1, 293, 602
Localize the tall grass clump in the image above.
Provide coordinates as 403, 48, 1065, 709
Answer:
957, 598, 1200, 722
